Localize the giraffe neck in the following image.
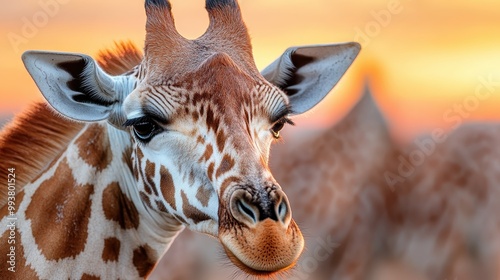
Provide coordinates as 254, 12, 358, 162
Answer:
1, 121, 183, 279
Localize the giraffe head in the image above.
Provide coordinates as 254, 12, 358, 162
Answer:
21, 0, 359, 275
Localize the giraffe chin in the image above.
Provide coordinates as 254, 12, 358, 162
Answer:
222, 246, 297, 277
219, 219, 304, 276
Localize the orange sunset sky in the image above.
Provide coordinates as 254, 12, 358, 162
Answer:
1, 0, 500, 141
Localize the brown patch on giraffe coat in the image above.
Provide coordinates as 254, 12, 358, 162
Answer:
196, 186, 212, 207
196, 135, 205, 144
144, 179, 154, 198
133, 148, 144, 182
160, 166, 177, 211
74, 124, 113, 172
181, 190, 212, 224
156, 200, 168, 212
133, 162, 140, 181
102, 237, 121, 263
25, 159, 94, 260
188, 170, 195, 186
216, 130, 227, 152
215, 154, 235, 179
0, 230, 40, 279
199, 103, 205, 117
102, 182, 140, 230
143, 160, 157, 195
192, 111, 200, 122
102, 182, 139, 229
81, 273, 100, 280
136, 147, 145, 161
199, 144, 213, 163
140, 191, 153, 209
206, 107, 220, 132
207, 162, 215, 180
133, 244, 157, 278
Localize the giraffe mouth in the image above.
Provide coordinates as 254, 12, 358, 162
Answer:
222, 244, 298, 277
218, 219, 304, 276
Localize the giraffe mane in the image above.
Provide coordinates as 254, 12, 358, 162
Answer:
0, 103, 84, 207
96, 41, 143, 75
0, 41, 143, 208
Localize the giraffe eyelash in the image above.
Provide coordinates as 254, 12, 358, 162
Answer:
279, 117, 295, 126
269, 104, 294, 139
123, 116, 153, 127
270, 106, 293, 124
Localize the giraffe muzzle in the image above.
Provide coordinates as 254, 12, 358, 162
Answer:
219, 187, 303, 276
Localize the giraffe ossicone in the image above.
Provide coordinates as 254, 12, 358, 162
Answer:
1, 0, 360, 278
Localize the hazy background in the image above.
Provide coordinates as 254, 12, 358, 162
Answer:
1, 0, 500, 141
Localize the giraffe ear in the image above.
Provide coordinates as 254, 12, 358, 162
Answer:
261, 42, 361, 115
22, 51, 130, 124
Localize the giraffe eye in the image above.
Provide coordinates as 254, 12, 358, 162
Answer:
270, 122, 285, 139
270, 117, 294, 139
123, 117, 162, 142
133, 120, 158, 141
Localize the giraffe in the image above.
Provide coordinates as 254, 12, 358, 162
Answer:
376, 123, 500, 280
0, 0, 361, 279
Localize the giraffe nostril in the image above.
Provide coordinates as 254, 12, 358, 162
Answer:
278, 200, 287, 221
237, 200, 258, 223
230, 189, 260, 226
